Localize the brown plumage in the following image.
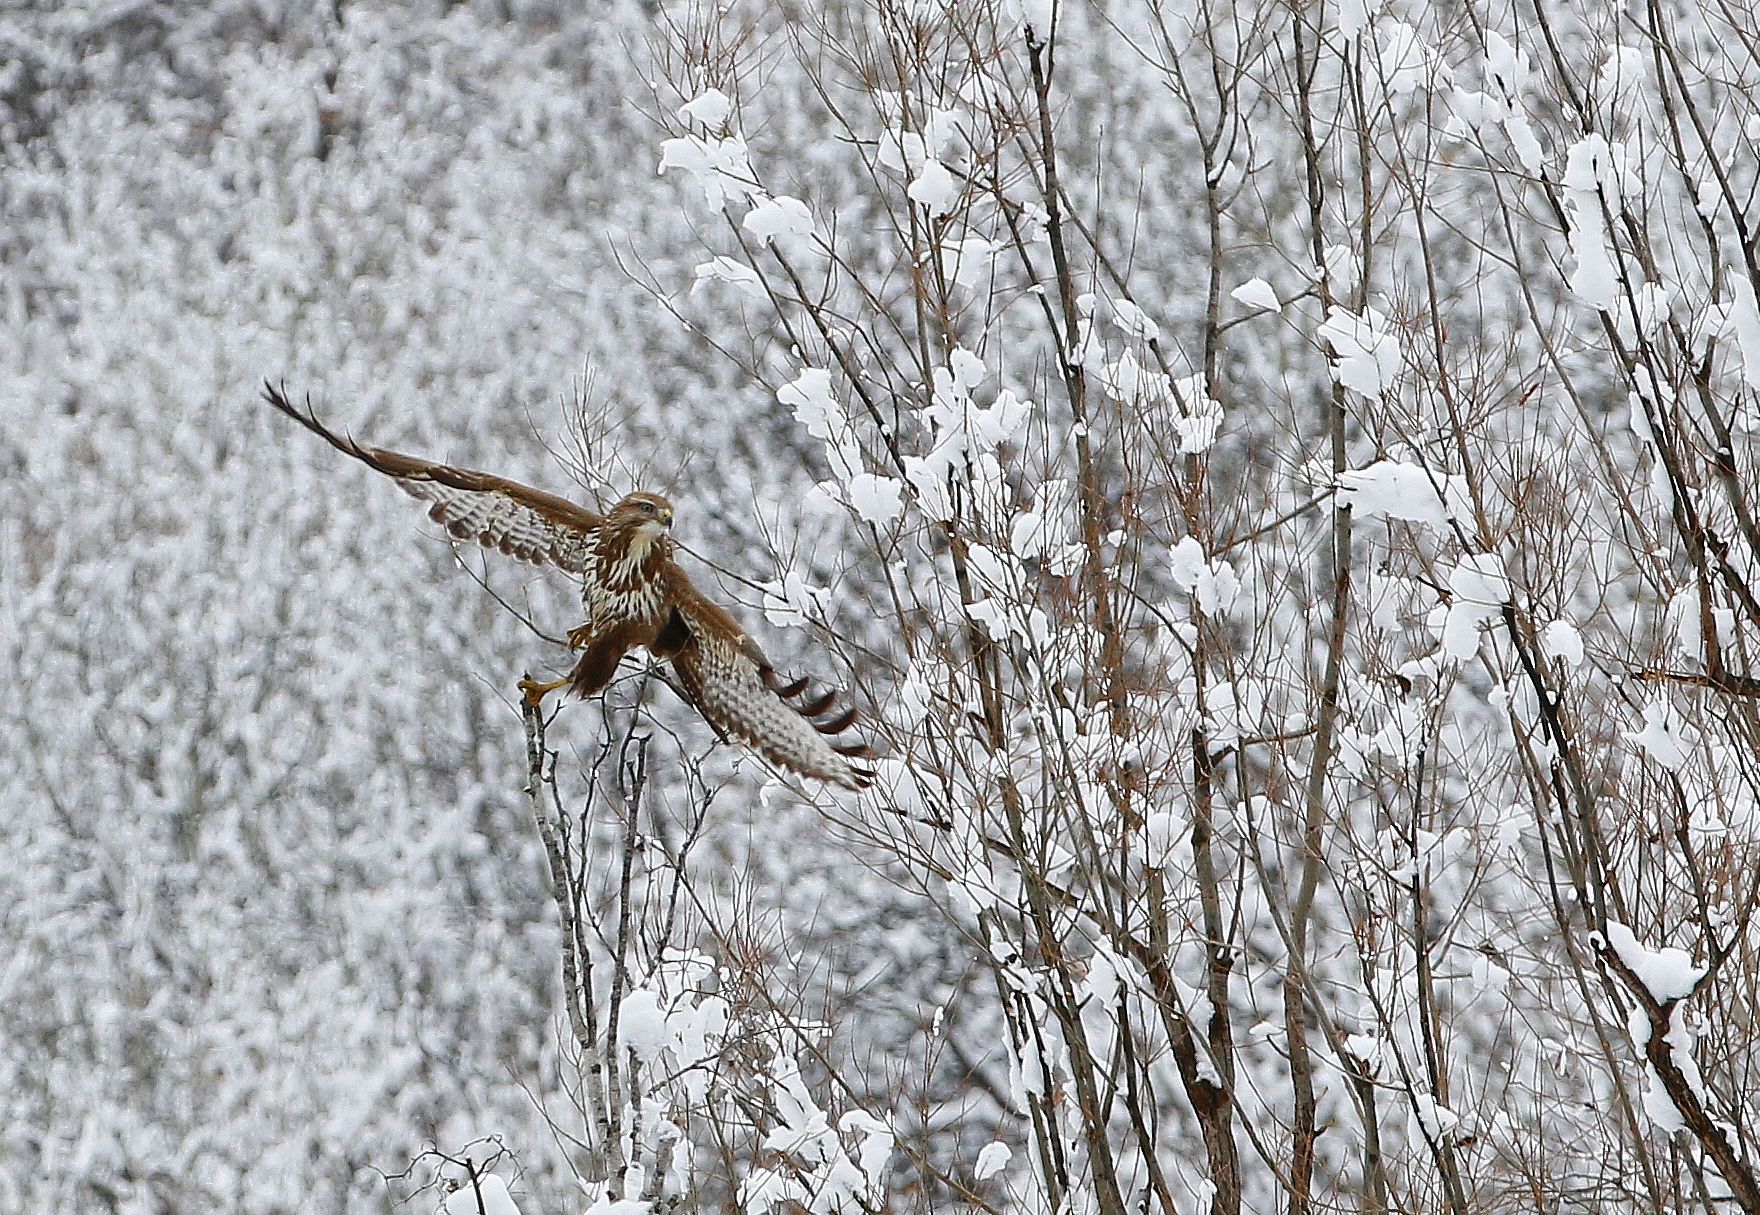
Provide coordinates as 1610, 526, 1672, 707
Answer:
264, 382, 873, 789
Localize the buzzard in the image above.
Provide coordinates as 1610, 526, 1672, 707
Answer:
264, 383, 873, 790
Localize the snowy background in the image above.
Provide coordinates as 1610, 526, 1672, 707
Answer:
8, 1, 1760, 1213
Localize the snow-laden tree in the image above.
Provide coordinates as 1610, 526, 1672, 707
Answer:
621, 0, 1760, 1212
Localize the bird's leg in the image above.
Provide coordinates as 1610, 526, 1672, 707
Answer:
567, 627, 642, 698
518, 674, 571, 705
519, 624, 603, 704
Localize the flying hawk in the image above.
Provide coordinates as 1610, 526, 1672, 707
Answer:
264, 383, 873, 790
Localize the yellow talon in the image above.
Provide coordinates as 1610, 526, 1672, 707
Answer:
519, 674, 571, 706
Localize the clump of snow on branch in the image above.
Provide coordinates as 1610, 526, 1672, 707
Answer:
582, 1197, 652, 1215
1002, 0, 1056, 43
778, 366, 864, 486
1169, 537, 1239, 616
1560, 135, 1638, 311
1412, 1093, 1464, 1144
1540, 619, 1586, 667
901, 348, 1032, 522
741, 1050, 894, 1215
1337, 459, 1471, 529
870, 93, 966, 216
761, 569, 832, 630
1110, 298, 1159, 342
1171, 374, 1225, 453
1318, 305, 1402, 398
440, 1175, 523, 1215
1231, 278, 1281, 313
693, 256, 766, 300
744, 195, 819, 248
973, 1141, 1012, 1181
677, 87, 733, 131
1435, 553, 1509, 660
938, 235, 1001, 291
1365, 18, 1448, 98
1446, 31, 1544, 171
1624, 698, 1696, 771
1605, 923, 1707, 1003
846, 473, 905, 525
776, 364, 913, 524
658, 132, 757, 208
1721, 274, 1760, 391
1606, 924, 1710, 1132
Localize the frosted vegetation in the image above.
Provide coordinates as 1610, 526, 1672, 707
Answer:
8, 0, 1760, 1212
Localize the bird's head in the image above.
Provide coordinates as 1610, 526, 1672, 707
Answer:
610, 492, 675, 551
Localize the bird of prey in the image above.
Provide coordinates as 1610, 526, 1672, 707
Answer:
263, 383, 873, 789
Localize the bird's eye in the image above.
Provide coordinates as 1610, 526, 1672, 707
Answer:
641, 501, 656, 515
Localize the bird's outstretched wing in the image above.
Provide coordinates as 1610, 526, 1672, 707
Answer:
655, 566, 874, 790
263, 381, 602, 572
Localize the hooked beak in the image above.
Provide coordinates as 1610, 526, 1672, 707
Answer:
658, 507, 673, 528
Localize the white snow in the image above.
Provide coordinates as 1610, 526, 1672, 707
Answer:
846, 473, 905, 524
620, 988, 670, 1063
1634, 281, 1674, 339
440, 1175, 523, 1215
1336, 0, 1369, 37
1009, 479, 1073, 559
939, 236, 999, 290
1561, 135, 1634, 311
1175, 383, 1225, 453
1231, 277, 1281, 313
1540, 619, 1586, 667
1169, 536, 1239, 615
1439, 553, 1509, 659
22, 8, 1760, 1211
678, 87, 733, 129
972, 389, 1031, 448
582, 1199, 651, 1215
1317, 305, 1402, 399
743, 194, 817, 244
876, 103, 962, 176
1639, 1057, 1687, 1132
1140, 809, 1186, 867
950, 346, 985, 388
1005, 0, 1056, 42
1412, 1092, 1462, 1140
691, 256, 766, 300
973, 1140, 1012, 1181
907, 158, 959, 215
657, 133, 755, 207
1663, 583, 1730, 657
760, 570, 831, 629
1342, 1033, 1386, 1076
740, 1051, 892, 1213
1625, 699, 1693, 771
839, 1110, 895, 1194
1337, 459, 1470, 529
1369, 20, 1444, 97
1726, 274, 1760, 391
1484, 31, 1526, 95
1110, 298, 1160, 341
778, 367, 842, 440
1605, 922, 1706, 1002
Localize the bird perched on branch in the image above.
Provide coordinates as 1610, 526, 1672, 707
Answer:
263, 382, 873, 790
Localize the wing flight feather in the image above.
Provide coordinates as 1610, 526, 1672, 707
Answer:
263, 382, 600, 572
